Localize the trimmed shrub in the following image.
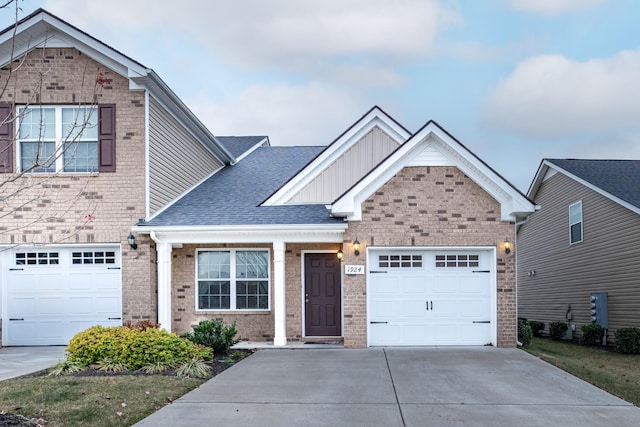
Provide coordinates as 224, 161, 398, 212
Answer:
615, 328, 640, 354
529, 321, 545, 337
518, 318, 532, 346
67, 325, 211, 369
580, 324, 604, 345
549, 321, 568, 340
184, 319, 240, 354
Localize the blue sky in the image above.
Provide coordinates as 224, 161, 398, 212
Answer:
3, 0, 640, 192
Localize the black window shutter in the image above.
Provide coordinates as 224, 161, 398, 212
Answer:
0, 103, 13, 173
98, 104, 116, 172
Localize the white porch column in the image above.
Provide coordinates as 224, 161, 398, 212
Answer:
273, 240, 287, 346
155, 240, 173, 332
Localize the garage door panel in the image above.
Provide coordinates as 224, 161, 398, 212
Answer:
458, 299, 490, 318
374, 298, 425, 318
459, 324, 491, 344
6, 246, 122, 346
369, 249, 493, 347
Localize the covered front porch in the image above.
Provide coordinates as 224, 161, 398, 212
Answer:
133, 224, 346, 346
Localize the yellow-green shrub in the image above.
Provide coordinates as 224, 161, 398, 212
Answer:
67, 325, 211, 369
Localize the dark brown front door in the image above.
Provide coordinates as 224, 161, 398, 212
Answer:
304, 253, 341, 337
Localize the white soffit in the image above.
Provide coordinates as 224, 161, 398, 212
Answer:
262, 107, 411, 206
331, 123, 535, 222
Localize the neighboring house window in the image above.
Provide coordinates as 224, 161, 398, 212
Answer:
569, 201, 583, 244
197, 249, 270, 310
18, 106, 98, 172
13, 104, 116, 173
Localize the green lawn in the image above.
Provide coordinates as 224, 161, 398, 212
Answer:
524, 337, 640, 406
0, 349, 252, 426
0, 374, 205, 426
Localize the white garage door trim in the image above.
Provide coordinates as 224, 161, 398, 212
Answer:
366, 246, 497, 346
1, 243, 122, 346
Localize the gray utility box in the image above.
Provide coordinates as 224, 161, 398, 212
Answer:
589, 291, 608, 329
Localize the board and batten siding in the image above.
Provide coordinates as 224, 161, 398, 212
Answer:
517, 172, 640, 342
148, 97, 223, 215
287, 126, 400, 204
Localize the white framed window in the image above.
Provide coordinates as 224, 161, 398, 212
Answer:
15, 251, 59, 265
435, 254, 479, 268
378, 254, 423, 268
569, 201, 583, 244
196, 249, 270, 311
17, 105, 98, 173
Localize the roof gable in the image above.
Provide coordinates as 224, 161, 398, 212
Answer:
529, 159, 640, 215
262, 106, 411, 206
0, 9, 234, 164
331, 120, 536, 221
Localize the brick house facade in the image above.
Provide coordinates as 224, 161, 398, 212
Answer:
0, 9, 535, 349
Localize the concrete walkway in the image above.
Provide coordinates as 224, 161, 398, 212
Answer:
135, 347, 640, 427
0, 346, 67, 381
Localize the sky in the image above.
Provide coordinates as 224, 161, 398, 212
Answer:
2, 0, 640, 193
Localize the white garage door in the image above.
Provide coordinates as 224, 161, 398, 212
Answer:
5, 246, 122, 346
368, 249, 493, 346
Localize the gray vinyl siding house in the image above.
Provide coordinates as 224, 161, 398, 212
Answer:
518, 159, 640, 343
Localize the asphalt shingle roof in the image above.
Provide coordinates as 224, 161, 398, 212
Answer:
548, 159, 640, 209
216, 136, 267, 160
144, 146, 344, 226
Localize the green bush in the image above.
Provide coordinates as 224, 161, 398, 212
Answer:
580, 324, 604, 345
518, 318, 532, 346
67, 325, 211, 369
549, 321, 568, 340
184, 319, 240, 354
615, 328, 640, 354
529, 321, 545, 337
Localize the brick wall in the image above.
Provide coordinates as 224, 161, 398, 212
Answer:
342, 166, 516, 348
0, 48, 155, 329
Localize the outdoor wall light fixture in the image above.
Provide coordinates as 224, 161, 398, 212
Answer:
127, 233, 138, 250
353, 238, 360, 256
503, 240, 512, 255
336, 249, 344, 261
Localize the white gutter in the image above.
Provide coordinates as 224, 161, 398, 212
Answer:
132, 223, 348, 234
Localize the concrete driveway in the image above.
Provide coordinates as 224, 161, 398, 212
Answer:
135, 347, 640, 427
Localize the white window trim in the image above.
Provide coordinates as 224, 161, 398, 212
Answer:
195, 248, 271, 312
16, 105, 99, 174
569, 200, 583, 245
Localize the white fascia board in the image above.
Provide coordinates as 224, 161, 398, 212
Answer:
234, 137, 269, 163
331, 124, 536, 222
262, 108, 410, 206
0, 16, 147, 86
542, 161, 640, 216
132, 224, 347, 245
526, 161, 550, 199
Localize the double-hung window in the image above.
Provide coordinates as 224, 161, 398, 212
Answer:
18, 106, 98, 173
197, 249, 270, 310
569, 201, 583, 244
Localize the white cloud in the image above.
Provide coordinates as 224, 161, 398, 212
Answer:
187, 82, 367, 146
507, 0, 607, 17
43, 0, 458, 73
481, 49, 640, 138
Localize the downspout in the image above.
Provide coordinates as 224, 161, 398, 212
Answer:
515, 215, 533, 347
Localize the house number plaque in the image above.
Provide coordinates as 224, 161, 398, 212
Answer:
345, 265, 364, 275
